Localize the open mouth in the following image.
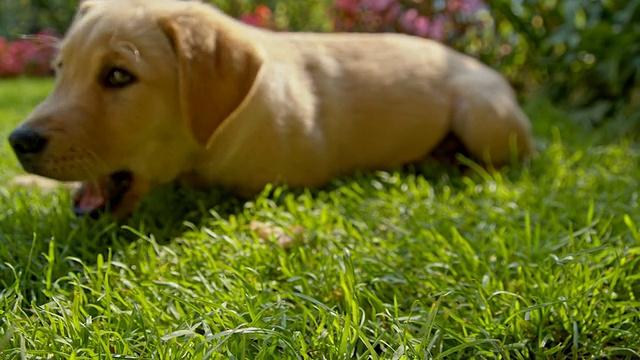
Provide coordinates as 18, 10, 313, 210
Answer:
73, 171, 133, 217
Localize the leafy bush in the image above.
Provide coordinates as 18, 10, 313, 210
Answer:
486, 0, 640, 118
0, 0, 79, 40
328, 0, 640, 115
546, 0, 639, 114
2, 0, 637, 119
212, 0, 334, 31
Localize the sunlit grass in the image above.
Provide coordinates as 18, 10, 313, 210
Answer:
0, 78, 638, 358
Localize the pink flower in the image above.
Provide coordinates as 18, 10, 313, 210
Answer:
399, 8, 419, 33
428, 15, 447, 41
0, 31, 59, 78
331, 0, 485, 44
447, 0, 461, 12
335, 0, 359, 14
460, 0, 483, 14
240, 4, 273, 29
383, 3, 402, 24
413, 16, 430, 37
368, 0, 396, 12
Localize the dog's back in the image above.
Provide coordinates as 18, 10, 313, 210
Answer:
193, 27, 533, 192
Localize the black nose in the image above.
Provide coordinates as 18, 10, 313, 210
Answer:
8, 128, 48, 155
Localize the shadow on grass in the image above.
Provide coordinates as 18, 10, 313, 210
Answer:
72, 155, 523, 247
1, 156, 537, 309
120, 183, 245, 242
71, 167, 473, 241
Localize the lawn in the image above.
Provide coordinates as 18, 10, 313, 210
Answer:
0, 78, 638, 359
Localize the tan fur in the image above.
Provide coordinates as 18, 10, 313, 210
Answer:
11, 0, 534, 217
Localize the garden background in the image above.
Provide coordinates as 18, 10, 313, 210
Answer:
2, 0, 639, 119
0, 0, 639, 358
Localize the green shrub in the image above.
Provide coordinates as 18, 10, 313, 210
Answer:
0, 0, 79, 39
2, 0, 637, 119
486, 0, 640, 119
212, 0, 334, 31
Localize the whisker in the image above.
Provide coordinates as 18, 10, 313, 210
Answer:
19, 34, 61, 48
77, 160, 98, 184
83, 148, 110, 178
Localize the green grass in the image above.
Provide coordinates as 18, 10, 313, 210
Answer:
0, 77, 639, 359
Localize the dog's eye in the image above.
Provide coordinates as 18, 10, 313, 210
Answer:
103, 68, 136, 88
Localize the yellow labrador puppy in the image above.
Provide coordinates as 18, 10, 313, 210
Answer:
8, 0, 534, 218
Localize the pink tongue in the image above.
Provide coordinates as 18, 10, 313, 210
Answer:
74, 182, 106, 213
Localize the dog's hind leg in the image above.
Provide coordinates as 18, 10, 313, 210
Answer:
449, 88, 534, 166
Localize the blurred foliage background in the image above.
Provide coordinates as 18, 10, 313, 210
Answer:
0, 0, 79, 38
0, 0, 638, 122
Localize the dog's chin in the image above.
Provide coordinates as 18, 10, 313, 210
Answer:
73, 170, 134, 219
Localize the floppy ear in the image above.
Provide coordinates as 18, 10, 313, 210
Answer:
159, 14, 264, 147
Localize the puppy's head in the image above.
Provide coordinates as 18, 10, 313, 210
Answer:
8, 0, 263, 217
